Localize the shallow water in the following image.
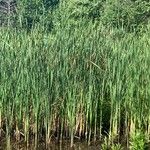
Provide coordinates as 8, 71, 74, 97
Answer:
0, 140, 101, 150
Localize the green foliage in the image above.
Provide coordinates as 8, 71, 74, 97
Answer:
102, 0, 150, 31
111, 144, 123, 150
101, 137, 109, 150
1, 21, 150, 147
15, 0, 59, 30
1, 0, 150, 148
65, 0, 103, 20
60, 0, 150, 32
130, 131, 147, 150
22, 1, 44, 28
1, 0, 149, 32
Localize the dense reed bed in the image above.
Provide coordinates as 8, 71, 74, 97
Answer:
0, 23, 150, 148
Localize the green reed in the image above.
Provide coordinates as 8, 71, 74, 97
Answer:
0, 23, 150, 148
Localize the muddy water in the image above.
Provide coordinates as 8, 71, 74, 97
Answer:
0, 140, 101, 150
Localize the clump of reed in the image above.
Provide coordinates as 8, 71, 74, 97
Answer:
0, 23, 150, 148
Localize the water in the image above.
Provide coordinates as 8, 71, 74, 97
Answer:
0, 140, 101, 150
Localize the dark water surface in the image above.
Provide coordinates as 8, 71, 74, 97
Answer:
0, 140, 101, 150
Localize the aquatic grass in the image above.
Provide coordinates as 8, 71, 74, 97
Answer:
0, 22, 150, 148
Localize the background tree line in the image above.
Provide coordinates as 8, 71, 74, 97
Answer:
0, 0, 150, 32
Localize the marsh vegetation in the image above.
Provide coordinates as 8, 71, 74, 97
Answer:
0, 0, 150, 149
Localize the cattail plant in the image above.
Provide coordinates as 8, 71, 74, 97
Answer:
0, 19, 150, 148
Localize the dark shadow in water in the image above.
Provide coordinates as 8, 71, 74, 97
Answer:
0, 140, 101, 150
